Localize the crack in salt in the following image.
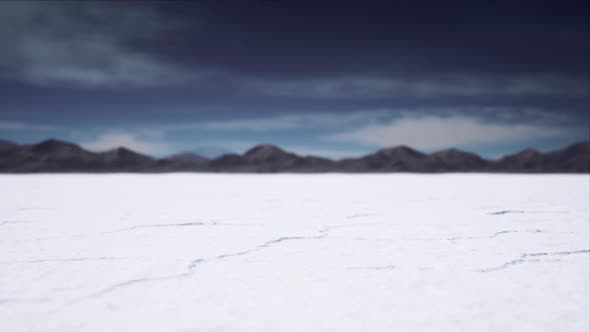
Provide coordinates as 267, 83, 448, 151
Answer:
213, 223, 377, 260
80, 275, 187, 301
449, 229, 544, 242
488, 210, 525, 215
69, 259, 206, 304
77, 226, 337, 303
217, 233, 327, 259
489, 229, 543, 238
528, 249, 590, 256
479, 249, 590, 272
68, 223, 378, 304
68, 229, 332, 304
448, 236, 480, 241
187, 258, 205, 270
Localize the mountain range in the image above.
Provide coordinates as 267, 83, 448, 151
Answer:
0, 138, 588, 173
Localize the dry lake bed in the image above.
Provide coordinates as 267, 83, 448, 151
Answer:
1, 174, 588, 331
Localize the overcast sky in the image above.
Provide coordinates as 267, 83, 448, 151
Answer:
0, 0, 588, 158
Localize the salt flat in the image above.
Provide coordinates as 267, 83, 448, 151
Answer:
0, 174, 588, 332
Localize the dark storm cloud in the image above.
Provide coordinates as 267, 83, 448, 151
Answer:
0, 0, 588, 116
0, 1, 192, 87
148, 0, 590, 101
160, 1, 589, 77
1, 1, 588, 94
0, 1, 588, 158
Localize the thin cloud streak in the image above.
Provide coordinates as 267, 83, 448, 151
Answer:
159, 111, 390, 132
81, 131, 173, 155
244, 75, 589, 100
327, 115, 569, 150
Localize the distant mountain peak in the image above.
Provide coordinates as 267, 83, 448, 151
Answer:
37, 138, 74, 146
106, 147, 138, 155
376, 145, 425, 158
434, 147, 461, 154
430, 147, 487, 171
243, 144, 294, 162
32, 138, 83, 153
245, 144, 286, 155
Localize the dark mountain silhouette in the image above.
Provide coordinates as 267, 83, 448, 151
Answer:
0, 139, 102, 172
0, 140, 152, 172
492, 142, 590, 173
492, 148, 543, 172
0, 139, 18, 152
209, 144, 335, 172
338, 146, 429, 171
428, 148, 488, 171
542, 142, 590, 173
337, 146, 491, 172
0, 138, 588, 173
97, 147, 157, 171
165, 152, 208, 164
157, 152, 209, 171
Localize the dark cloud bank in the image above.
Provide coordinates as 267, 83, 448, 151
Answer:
0, 1, 588, 158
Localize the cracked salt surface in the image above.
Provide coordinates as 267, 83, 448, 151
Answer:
488, 210, 526, 215
447, 229, 544, 242
0, 174, 588, 332
478, 249, 590, 272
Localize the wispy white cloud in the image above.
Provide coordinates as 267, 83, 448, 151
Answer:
21, 39, 188, 88
81, 131, 173, 155
198, 117, 302, 131
327, 115, 568, 150
170, 111, 389, 132
245, 75, 589, 99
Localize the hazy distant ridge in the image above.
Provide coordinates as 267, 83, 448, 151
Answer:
0, 139, 588, 173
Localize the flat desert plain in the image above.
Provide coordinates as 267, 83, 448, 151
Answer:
0, 174, 588, 331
